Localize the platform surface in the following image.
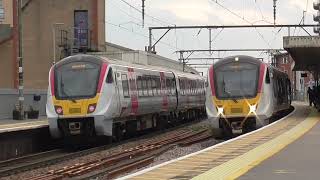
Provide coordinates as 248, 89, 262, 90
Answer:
120, 102, 318, 180
239, 112, 320, 180
0, 117, 48, 133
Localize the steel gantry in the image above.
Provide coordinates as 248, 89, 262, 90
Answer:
177, 48, 285, 71
146, 24, 319, 53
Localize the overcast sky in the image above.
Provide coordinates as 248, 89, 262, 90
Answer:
105, 0, 317, 73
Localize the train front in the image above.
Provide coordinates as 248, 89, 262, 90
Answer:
46, 55, 110, 140
206, 56, 267, 136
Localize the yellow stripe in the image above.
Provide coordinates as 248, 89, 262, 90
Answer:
192, 110, 318, 180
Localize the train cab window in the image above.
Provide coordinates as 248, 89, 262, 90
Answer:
121, 74, 129, 98
106, 68, 113, 83
137, 76, 142, 97
265, 68, 270, 84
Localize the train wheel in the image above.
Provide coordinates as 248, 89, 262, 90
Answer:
126, 120, 137, 137
221, 119, 233, 139
156, 115, 168, 130
113, 123, 123, 142
243, 118, 256, 133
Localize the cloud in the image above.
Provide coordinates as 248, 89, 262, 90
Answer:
151, 0, 288, 25
288, 0, 314, 13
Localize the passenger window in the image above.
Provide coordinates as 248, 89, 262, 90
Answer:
142, 77, 147, 96
148, 77, 153, 96
265, 68, 270, 84
166, 78, 171, 95
137, 76, 142, 97
152, 78, 157, 95
106, 68, 113, 83
156, 77, 161, 95
121, 74, 129, 98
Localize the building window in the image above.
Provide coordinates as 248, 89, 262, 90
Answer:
0, 0, 4, 22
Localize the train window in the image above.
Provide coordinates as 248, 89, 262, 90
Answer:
106, 68, 113, 83
152, 77, 157, 96
121, 74, 129, 98
156, 77, 161, 95
137, 76, 142, 97
265, 68, 270, 84
171, 79, 176, 95
142, 77, 147, 96
166, 78, 171, 95
180, 79, 184, 95
148, 77, 153, 96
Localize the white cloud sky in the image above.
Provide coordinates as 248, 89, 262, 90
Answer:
106, 0, 318, 74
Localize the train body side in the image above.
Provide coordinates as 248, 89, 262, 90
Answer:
47, 55, 206, 140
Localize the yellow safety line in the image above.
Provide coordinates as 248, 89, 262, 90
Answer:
0, 120, 48, 128
192, 110, 319, 180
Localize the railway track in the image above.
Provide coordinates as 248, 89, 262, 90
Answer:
0, 118, 209, 179
25, 129, 212, 180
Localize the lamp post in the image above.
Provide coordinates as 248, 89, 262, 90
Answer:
52, 23, 64, 64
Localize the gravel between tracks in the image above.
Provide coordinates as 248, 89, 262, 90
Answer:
113, 137, 221, 180
2, 120, 220, 180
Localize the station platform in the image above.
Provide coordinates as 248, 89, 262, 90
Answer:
120, 102, 318, 180
0, 118, 48, 133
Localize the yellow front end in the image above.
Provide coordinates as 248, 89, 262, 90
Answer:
213, 93, 261, 117
213, 93, 261, 135
53, 94, 100, 117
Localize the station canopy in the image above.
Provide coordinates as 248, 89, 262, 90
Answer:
283, 36, 320, 71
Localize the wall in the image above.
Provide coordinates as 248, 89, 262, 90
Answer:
1, 0, 13, 26
0, 0, 106, 89
0, 39, 14, 88
0, 89, 47, 119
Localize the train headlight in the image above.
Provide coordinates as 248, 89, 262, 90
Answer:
249, 104, 257, 113
87, 104, 97, 113
54, 106, 63, 115
217, 107, 224, 115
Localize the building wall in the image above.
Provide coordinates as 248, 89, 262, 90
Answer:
0, 0, 13, 26
0, 0, 106, 89
0, 39, 14, 88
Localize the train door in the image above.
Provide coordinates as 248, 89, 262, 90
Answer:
115, 70, 130, 116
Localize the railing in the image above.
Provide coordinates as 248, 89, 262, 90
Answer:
57, 27, 92, 58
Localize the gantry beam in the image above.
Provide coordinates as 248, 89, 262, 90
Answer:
147, 24, 319, 52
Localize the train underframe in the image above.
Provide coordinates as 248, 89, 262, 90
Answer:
216, 116, 257, 138
56, 107, 207, 145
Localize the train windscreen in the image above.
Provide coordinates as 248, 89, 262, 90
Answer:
215, 62, 259, 99
55, 61, 100, 99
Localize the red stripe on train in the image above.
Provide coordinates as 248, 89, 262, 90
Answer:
97, 63, 108, 93
209, 65, 216, 96
258, 63, 266, 93
50, 67, 55, 96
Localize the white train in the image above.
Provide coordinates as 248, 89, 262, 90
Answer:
206, 55, 291, 137
46, 54, 206, 141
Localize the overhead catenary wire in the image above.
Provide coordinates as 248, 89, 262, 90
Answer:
209, 0, 275, 49
118, 0, 173, 26
106, 20, 180, 51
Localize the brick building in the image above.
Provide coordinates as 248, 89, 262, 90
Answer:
0, 0, 106, 89
274, 53, 313, 100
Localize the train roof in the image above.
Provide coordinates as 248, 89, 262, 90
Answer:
213, 55, 263, 67
54, 54, 205, 80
